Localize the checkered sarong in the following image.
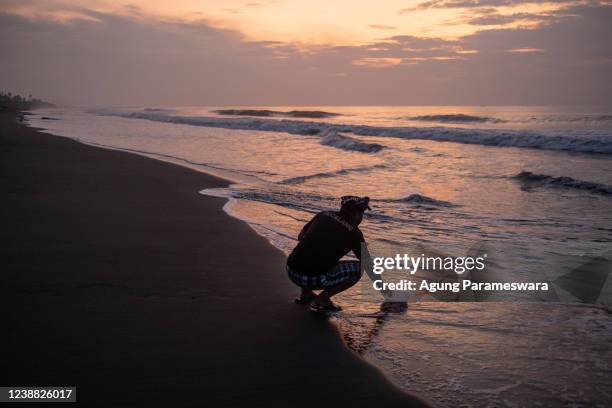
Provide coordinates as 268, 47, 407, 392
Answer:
287, 260, 362, 290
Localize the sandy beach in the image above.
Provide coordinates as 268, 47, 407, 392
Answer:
0, 110, 429, 407
2, 1, 611, 404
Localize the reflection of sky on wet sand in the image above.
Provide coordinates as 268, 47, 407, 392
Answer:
335, 302, 612, 407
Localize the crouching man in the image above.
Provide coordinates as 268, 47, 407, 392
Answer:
287, 195, 370, 313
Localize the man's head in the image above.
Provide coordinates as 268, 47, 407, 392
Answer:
339, 195, 371, 227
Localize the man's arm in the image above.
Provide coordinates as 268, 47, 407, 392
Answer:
351, 230, 365, 260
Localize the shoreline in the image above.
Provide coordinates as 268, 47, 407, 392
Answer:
1, 110, 429, 407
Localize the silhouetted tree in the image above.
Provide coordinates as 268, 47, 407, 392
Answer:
0, 91, 53, 110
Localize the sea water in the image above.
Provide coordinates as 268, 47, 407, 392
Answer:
28, 106, 612, 406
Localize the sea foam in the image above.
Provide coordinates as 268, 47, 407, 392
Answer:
513, 171, 612, 195
319, 130, 384, 153
409, 114, 506, 124
213, 109, 340, 118
94, 109, 612, 154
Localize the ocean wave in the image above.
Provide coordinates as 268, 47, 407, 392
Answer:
94, 110, 612, 154
143, 108, 174, 112
229, 188, 335, 214
523, 114, 612, 123
212, 109, 340, 118
223, 188, 407, 224
513, 171, 612, 196
380, 194, 458, 207
409, 114, 505, 124
280, 164, 387, 185
319, 131, 383, 153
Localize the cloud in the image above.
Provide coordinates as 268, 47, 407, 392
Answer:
465, 11, 554, 26
0, 3, 610, 105
351, 57, 403, 68
506, 47, 545, 53
401, 0, 581, 13
369, 24, 397, 30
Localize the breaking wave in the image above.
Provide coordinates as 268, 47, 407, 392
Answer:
409, 114, 505, 124
523, 114, 612, 124
143, 108, 174, 113
280, 164, 387, 185
513, 171, 612, 196
94, 109, 612, 154
319, 131, 383, 153
212, 109, 340, 118
381, 194, 458, 207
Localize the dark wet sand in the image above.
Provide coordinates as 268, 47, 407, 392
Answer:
0, 110, 429, 407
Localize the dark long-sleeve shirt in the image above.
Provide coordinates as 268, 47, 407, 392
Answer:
287, 211, 364, 276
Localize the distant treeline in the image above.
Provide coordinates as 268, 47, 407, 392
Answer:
0, 91, 53, 110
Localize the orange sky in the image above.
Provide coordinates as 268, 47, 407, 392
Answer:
1, 0, 587, 46
1, 0, 611, 105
